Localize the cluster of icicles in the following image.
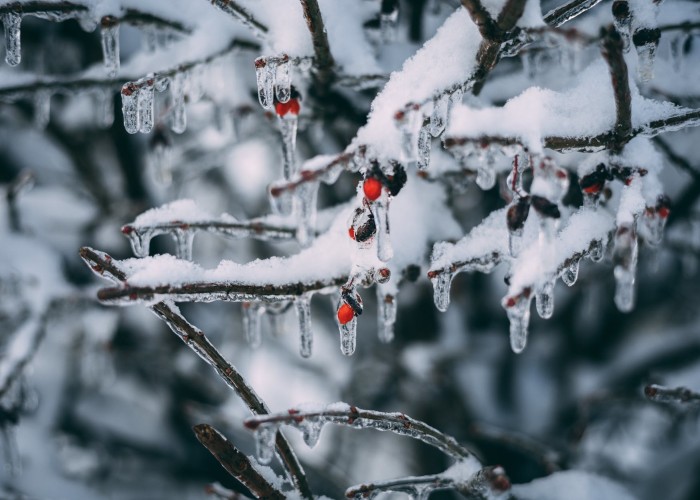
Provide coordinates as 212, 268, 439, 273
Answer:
428, 149, 670, 354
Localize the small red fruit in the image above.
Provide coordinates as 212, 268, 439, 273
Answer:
275, 98, 300, 117
337, 303, 355, 325
348, 227, 355, 240
363, 177, 383, 201
658, 206, 670, 218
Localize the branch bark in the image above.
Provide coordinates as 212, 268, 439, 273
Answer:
208, 0, 268, 37
601, 26, 632, 152
299, 0, 336, 89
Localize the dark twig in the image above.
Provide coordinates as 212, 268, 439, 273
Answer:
460, 0, 501, 40
645, 384, 700, 405
601, 26, 632, 152
193, 424, 286, 499
78, 247, 313, 499
208, 0, 268, 37
543, 0, 604, 28
299, 0, 336, 89
244, 405, 473, 460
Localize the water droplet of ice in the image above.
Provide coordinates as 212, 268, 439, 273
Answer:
100, 19, 119, 77
254, 423, 278, 464
3, 13, 21, 66
536, 279, 555, 319
370, 197, 393, 262
561, 260, 579, 287
504, 294, 532, 353
300, 418, 322, 448
431, 271, 453, 312
589, 239, 604, 262
295, 295, 313, 358
242, 302, 264, 348
476, 165, 496, 190
339, 315, 357, 356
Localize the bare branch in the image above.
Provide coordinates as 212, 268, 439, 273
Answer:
460, 0, 500, 40
193, 424, 286, 499
601, 26, 632, 151
299, 0, 335, 87
78, 247, 312, 499
208, 0, 268, 37
244, 405, 473, 460
645, 384, 700, 405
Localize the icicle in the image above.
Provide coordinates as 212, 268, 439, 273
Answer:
172, 228, 195, 260
370, 196, 393, 262
269, 188, 294, 216
396, 105, 421, 162
561, 260, 579, 286
242, 302, 264, 348
643, 203, 668, 246
589, 239, 604, 262
170, 72, 187, 134
521, 50, 539, 79
138, 77, 155, 134
275, 56, 291, 103
613, 226, 638, 312
150, 132, 174, 185
100, 17, 119, 77
255, 57, 275, 110
669, 33, 689, 73
295, 294, 313, 358
504, 293, 532, 354
431, 271, 453, 312
78, 15, 98, 32
155, 76, 170, 93
279, 116, 298, 180
125, 228, 154, 258
379, 4, 399, 42
416, 122, 432, 171
3, 13, 21, 66
636, 42, 656, 82
339, 315, 357, 356
429, 94, 449, 137
377, 291, 396, 343
411, 486, 431, 500
0, 424, 21, 476
96, 89, 114, 128
254, 424, 278, 464
295, 181, 319, 246
33, 90, 51, 129
121, 83, 140, 134
536, 279, 555, 319
300, 418, 322, 448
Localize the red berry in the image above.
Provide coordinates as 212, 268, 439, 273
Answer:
363, 177, 383, 201
348, 227, 355, 240
658, 206, 670, 218
337, 303, 355, 325
275, 98, 300, 117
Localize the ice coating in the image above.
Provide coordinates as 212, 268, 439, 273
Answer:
100, 20, 119, 77
170, 72, 187, 134
295, 294, 313, 358
121, 84, 139, 134
3, 12, 21, 66
137, 77, 155, 134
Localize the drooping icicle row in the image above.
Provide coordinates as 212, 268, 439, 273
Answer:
254, 54, 291, 109
100, 16, 120, 77
561, 259, 579, 286
3, 12, 21, 67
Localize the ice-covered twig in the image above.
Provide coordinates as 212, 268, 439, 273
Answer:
78, 246, 312, 498
299, 0, 335, 88
601, 26, 631, 152
193, 424, 286, 499
345, 464, 510, 500
244, 404, 473, 460
207, 0, 268, 37
543, 0, 603, 28
269, 152, 353, 198
644, 384, 700, 405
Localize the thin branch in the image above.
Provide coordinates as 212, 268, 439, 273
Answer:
652, 137, 700, 181
299, 0, 335, 87
78, 247, 313, 499
461, 0, 501, 40
645, 384, 700, 405
208, 0, 268, 37
601, 26, 632, 151
0, 1, 86, 16
269, 152, 353, 198
244, 405, 473, 460
193, 424, 286, 499
543, 0, 604, 28
122, 219, 298, 243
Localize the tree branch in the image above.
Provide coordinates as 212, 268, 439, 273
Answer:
299, 0, 335, 88
645, 384, 700, 405
122, 219, 298, 243
460, 0, 500, 40
543, 0, 604, 28
244, 405, 473, 460
193, 424, 286, 499
208, 0, 268, 37
78, 247, 313, 499
601, 26, 632, 152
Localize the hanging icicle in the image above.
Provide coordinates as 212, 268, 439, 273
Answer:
100, 16, 120, 77
613, 225, 638, 312
170, 72, 187, 134
138, 76, 155, 134
95, 89, 114, 128
255, 57, 275, 110
377, 289, 396, 343
275, 55, 291, 103
295, 294, 313, 358
242, 302, 265, 348
33, 90, 51, 129
121, 82, 140, 134
2, 12, 21, 67
503, 291, 532, 354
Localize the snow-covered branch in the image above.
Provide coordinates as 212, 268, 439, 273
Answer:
644, 384, 700, 405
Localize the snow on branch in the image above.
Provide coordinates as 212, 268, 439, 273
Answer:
78, 246, 313, 499
193, 424, 286, 499
243, 403, 475, 460
644, 384, 700, 405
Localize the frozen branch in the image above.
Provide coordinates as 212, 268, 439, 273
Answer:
543, 0, 603, 28
193, 424, 286, 499
244, 405, 474, 460
207, 0, 268, 37
122, 218, 297, 243
601, 26, 632, 151
299, 0, 335, 87
78, 247, 312, 499
644, 384, 700, 405
269, 152, 353, 198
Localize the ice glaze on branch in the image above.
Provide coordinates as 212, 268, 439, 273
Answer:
78, 246, 313, 499
193, 424, 286, 499
299, 0, 335, 88
601, 26, 632, 152
207, 0, 267, 37
543, 0, 603, 28
644, 384, 700, 405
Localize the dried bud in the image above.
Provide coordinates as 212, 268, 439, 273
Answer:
507, 197, 530, 232
530, 195, 561, 218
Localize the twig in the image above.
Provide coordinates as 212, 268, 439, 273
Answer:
193, 424, 286, 499
543, 0, 604, 28
208, 0, 268, 37
122, 219, 298, 243
269, 152, 353, 197
244, 405, 473, 460
652, 137, 700, 181
78, 247, 313, 499
299, 0, 335, 88
645, 384, 700, 405
601, 26, 632, 152
460, 0, 501, 40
